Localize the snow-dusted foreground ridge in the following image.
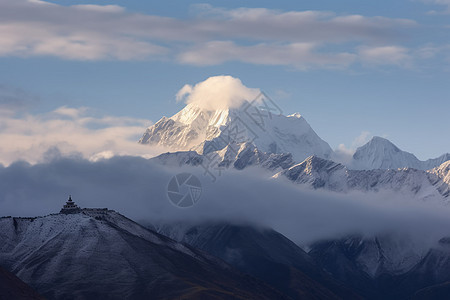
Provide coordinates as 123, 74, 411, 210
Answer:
0, 209, 286, 300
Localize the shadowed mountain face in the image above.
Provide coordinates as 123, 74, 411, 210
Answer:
309, 235, 450, 300
154, 221, 450, 300
0, 211, 287, 300
0, 266, 44, 300
412, 281, 450, 300
155, 223, 362, 300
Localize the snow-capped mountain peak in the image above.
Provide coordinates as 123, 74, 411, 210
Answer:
350, 136, 450, 170
351, 136, 421, 170
140, 101, 334, 162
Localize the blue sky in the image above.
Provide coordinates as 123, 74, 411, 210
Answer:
0, 0, 449, 163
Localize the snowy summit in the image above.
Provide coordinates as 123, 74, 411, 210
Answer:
139, 76, 333, 163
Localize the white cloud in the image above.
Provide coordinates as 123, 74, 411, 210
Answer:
358, 46, 412, 66
418, 0, 450, 14
73, 4, 125, 13
178, 41, 357, 69
27, 0, 54, 5
352, 131, 373, 148
190, 5, 415, 43
0, 0, 420, 69
176, 75, 260, 111
413, 44, 450, 64
334, 144, 355, 164
175, 85, 193, 102
0, 158, 449, 248
0, 0, 167, 60
416, 44, 441, 58
334, 131, 373, 163
52, 106, 88, 118
0, 106, 160, 166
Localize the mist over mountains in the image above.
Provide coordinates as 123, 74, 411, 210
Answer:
136, 75, 450, 298
1, 75, 450, 299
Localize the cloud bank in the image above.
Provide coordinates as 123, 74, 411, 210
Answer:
176, 75, 260, 111
0, 157, 449, 249
0, 105, 159, 166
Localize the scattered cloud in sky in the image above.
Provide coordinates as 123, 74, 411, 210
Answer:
176, 75, 260, 110
0, 0, 432, 69
0, 105, 158, 166
418, 0, 450, 14
358, 46, 412, 67
178, 41, 357, 69
189, 4, 415, 43
414, 43, 450, 64
73, 4, 125, 13
352, 131, 373, 148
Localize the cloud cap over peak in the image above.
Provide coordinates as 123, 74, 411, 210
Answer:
176, 75, 260, 111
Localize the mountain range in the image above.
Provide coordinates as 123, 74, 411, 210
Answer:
2, 101, 449, 299
140, 102, 450, 172
1, 206, 449, 299
152, 222, 450, 300
144, 103, 450, 202
139, 101, 450, 299
276, 156, 450, 201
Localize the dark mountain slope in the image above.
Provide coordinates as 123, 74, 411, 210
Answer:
0, 211, 287, 300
